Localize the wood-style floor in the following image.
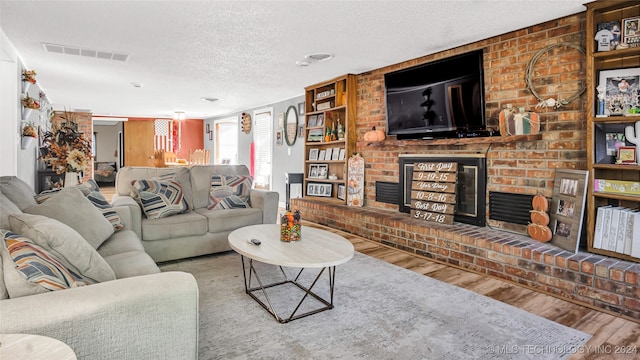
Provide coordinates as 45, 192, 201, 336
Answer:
101, 186, 639, 359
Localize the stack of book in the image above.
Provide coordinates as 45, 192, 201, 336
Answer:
593, 206, 640, 258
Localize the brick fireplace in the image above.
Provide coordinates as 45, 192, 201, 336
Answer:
293, 12, 640, 321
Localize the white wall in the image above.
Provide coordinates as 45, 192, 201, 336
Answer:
206, 95, 305, 208
0, 28, 19, 178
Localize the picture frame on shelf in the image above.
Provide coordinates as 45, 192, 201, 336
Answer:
307, 128, 324, 142
298, 102, 305, 115
318, 150, 326, 161
308, 115, 318, 127
308, 148, 318, 161
598, 67, 640, 116
549, 169, 588, 253
617, 146, 637, 164
337, 184, 346, 200
317, 164, 328, 179
317, 113, 325, 127
324, 148, 333, 161
331, 147, 341, 161
308, 164, 319, 178
317, 101, 331, 111
623, 16, 640, 48
605, 132, 626, 156
596, 21, 622, 51
594, 123, 631, 164
307, 182, 332, 197
338, 148, 346, 160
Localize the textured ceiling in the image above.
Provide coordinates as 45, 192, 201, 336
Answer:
0, 0, 592, 119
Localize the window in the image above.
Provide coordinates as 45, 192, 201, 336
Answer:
214, 117, 238, 165
253, 108, 273, 189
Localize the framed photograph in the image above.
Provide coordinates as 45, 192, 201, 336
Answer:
307, 128, 323, 142
298, 124, 304, 138
317, 113, 325, 127
205, 123, 210, 132
307, 182, 332, 197
596, 21, 622, 51
298, 102, 305, 115
317, 164, 328, 179
598, 67, 640, 116
278, 112, 285, 128
308, 164, 319, 178
618, 146, 637, 164
324, 148, 333, 161
308, 148, 318, 161
308, 115, 318, 127
595, 123, 631, 164
338, 148, 346, 160
623, 16, 640, 48
337, 184, 346, 200
549, 169, 588, 253
209, 131, 213, 141
318, 149, 326, 161
276, 130, 283, 146
331, 147, 340, 161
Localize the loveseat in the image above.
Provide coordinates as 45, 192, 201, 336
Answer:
0, 176, 198, 360
113, 164, 279, 262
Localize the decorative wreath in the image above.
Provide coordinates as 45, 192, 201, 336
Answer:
525, 43, 586, 110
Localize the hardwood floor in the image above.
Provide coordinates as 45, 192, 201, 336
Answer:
101, 185, 639, 359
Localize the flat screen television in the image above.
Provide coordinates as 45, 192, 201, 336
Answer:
384, 50, 486, 139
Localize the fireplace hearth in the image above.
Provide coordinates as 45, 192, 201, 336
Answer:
399, 154, 486, 226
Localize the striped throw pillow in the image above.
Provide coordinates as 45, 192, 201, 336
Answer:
3, 230, 95, 292
208, 175, 252, 210
132, 179, 189, 219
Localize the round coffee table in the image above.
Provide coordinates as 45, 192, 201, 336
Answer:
228, 224, 354, 323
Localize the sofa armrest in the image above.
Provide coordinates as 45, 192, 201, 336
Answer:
111, 194, 142, 237
0, 272, 198, 360
250, 189, 279, 224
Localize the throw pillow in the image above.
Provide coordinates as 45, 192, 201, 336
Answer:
33, 188, 62, 203
208, 174, 252, 210
132, 179, 189, 219
9, 213, 116, 283
0, 230, 95, 298
24, 186, 114, 249
1, 192, 21, 230
76, 179, 124, 231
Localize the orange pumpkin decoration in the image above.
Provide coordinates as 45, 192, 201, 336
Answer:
530, 210, 550, 226
527, 223, 552, 242
364, 126, 386, 142
532, 194, 548, 212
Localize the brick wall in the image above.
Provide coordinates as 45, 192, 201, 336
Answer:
292, 13, 640, 321
356, 13, 587, 234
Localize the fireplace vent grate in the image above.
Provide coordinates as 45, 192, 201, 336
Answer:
489, 191, 533, 225
375, 181, 399, 205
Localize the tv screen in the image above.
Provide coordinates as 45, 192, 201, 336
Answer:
385, 50, 486, 139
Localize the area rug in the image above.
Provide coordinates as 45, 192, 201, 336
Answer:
160, 252, 590, 359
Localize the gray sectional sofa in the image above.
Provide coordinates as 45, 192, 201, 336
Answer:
0, 176, 199, 359
113, 165, 279, 262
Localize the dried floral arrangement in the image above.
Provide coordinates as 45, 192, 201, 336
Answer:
22, 122, 37, 137
22, 69, 36, 84
40, 111, 92, 173
22, 94, 40, 109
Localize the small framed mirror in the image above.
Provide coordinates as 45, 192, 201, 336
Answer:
284, 105, 298, 146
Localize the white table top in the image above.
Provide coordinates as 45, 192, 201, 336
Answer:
228, 224, 354, 268
0, 333, 76, 359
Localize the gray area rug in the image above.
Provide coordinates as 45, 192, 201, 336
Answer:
160, 251, 590, 359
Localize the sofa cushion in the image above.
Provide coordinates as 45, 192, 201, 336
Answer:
97, 230, 145, 257
0, 192, 22, 230
1, 230, 95, 298
208, 174, 252, 210
116, 166, 194, 209
132, 179, 189, 219
0, 176, 37, 210
9, 213, 116, 283
24, 187, 114, 249
76, 179, 124, 231
141, 211, 208, 241
101, 251, 160, 279
195, 207, 263, 233
190, 165, 251, 209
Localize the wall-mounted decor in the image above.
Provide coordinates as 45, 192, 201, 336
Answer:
298, 102, 305, 115
526, 43, 586, 110
622, 16, 640, 48
241, 112, 251, 134
275, 130, 283, 146
307, 182, 332, 197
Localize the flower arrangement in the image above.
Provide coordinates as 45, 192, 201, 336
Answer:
22, 69, 36, 84
40, 111, 92, 173
22, 94, 40, 110
22, 122, 37, 138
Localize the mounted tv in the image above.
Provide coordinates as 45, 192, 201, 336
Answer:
384, 50, 486, 139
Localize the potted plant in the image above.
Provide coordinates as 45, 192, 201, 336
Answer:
21, 122, 37, 149
21, 69, 36, 93
21, 94, 40, 120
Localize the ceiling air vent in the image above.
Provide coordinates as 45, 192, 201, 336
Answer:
42, 42, 129, 62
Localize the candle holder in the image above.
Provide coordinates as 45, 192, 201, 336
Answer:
280, 210, 301, 242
